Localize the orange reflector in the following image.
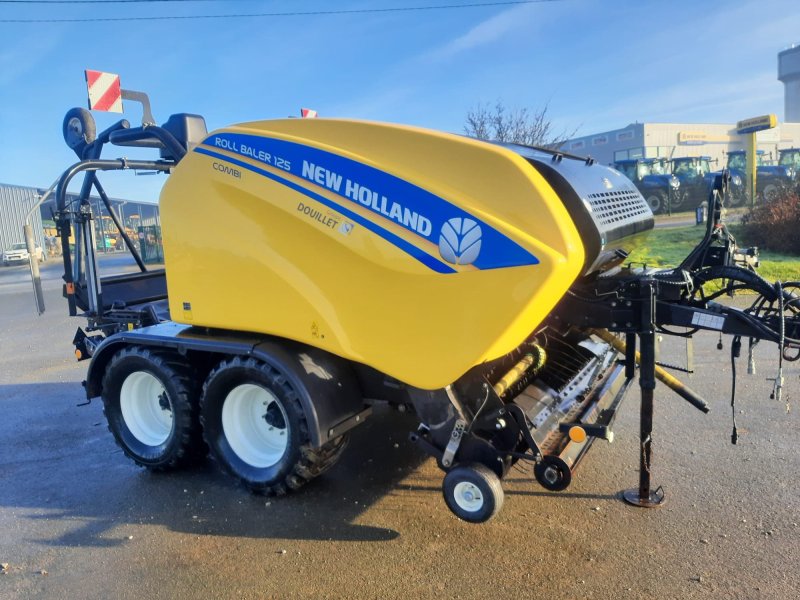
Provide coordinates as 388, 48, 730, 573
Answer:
568, 426, 587, 443
66, 282, 75, 294
74, 349, 82, 360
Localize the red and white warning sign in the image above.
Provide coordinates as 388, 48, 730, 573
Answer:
85, 70, 123, 113
300, 108, 318, 118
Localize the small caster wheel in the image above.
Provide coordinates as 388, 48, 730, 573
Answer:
442, 463, 504, 523
62, 107, 96, 157
534, 455, 572, 492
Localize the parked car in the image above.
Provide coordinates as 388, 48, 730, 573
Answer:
2, 242, 45, 266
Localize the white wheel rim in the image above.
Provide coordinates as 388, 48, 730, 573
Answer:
120, 371, 173, 446
453, 481, 485, 513
222, 383, 289, 468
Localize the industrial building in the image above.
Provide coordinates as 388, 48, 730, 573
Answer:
561, 121, 800, 167
0, 183, 161, 263
0, 185, 47, 257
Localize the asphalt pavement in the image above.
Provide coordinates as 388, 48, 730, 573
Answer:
1, 260, 799, 599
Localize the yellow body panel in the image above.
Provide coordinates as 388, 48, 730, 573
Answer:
159, 119, 585, 389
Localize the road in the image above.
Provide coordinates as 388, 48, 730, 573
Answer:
1, 261, 799, 599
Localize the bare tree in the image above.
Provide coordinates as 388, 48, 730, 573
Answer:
464, 101, 577, 149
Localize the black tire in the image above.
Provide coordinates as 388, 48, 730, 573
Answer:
665, 191, 681, 211
200, 356, 348, 496
442, 463, 504, 523
762, 184, 779, 202
645, 193, 664, 214
534, 455, 572, 492
62, 107, 96, 156
101, 346, 205, 471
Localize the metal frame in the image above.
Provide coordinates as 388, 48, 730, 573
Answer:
48, 101, 799, 515
54, 104, 180, 326
55, 158, 172, 318
555, 176, 800, 506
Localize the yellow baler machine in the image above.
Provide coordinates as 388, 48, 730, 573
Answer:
55, 97, 798, 523
163, 119, 595, 389
56, 107, 658, 523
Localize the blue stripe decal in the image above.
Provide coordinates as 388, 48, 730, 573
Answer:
196, 132, 539, 271
195, 147, 457, 274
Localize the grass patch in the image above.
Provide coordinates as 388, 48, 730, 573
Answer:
627, 224, 800, 283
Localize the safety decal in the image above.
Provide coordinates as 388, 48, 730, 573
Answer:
197, 132, 539, 272
85, 70, 123, 113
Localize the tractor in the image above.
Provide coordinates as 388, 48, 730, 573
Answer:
613, 158, 680, 214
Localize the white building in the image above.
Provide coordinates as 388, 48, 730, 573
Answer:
561, 121, 800, 167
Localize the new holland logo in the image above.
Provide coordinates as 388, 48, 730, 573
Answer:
438, 217, 482, 265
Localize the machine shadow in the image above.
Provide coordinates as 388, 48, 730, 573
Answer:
400, 484, 619, 502
0, 382, 430, 547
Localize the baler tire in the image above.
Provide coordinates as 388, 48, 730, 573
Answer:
200, 356, 347, 496
442, 463, 504, 523
101, 347, 205, 471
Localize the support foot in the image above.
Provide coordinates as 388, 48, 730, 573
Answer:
622, 486, 665, 508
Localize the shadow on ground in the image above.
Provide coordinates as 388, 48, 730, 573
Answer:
0, 382, 431, 546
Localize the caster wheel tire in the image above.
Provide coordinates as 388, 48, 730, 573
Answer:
442, 463, 504, 523
62, 107, 96, 156
534, 455, 572, 492
101, 347, 205, 471
201, 356, 347, 496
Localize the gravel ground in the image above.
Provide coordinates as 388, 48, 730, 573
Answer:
1, 276, 799, 599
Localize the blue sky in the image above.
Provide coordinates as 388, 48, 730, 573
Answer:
1, 0, 797, 201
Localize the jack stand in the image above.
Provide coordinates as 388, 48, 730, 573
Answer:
623, 280, 666, 508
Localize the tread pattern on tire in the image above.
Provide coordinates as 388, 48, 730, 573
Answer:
101, 346, 206, 471
201, 356, 348, 496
